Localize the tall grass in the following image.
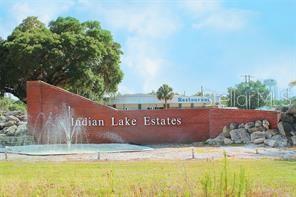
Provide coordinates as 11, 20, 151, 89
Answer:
200, 151, 250, 196
0, 160, 295, 196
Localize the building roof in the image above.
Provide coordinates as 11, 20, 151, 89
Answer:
109, 94, 211, 104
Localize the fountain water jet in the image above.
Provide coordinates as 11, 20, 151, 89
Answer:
1, 103, 152, 155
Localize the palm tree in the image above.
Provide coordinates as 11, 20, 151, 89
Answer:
156, 84, 174, 109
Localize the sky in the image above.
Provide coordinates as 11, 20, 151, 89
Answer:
0, 0, 295, 96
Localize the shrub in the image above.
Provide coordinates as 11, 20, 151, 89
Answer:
0, 97, 26, 112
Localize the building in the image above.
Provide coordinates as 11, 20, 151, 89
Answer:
263, 79, 278, 100
108, 94, 212, 110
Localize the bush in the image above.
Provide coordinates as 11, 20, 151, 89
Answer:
0, 97, 26, 112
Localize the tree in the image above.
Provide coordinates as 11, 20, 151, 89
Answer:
227, 80, 269, 109
194, 86, 204, 96
156, 84, 174, 109
194, 91, 203, 96
0, 16, 123, 101
289, 80, 296, 87
0, 37, 6, 97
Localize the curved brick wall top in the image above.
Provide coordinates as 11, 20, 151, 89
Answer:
27, 81, 279, 144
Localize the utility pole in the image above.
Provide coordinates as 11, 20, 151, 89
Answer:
201, 86, 204, 96
241, 75, 254, 83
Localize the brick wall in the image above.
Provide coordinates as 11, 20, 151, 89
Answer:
27, 81, 279, 144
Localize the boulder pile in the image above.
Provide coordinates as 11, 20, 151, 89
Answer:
0, 110, 34, 147
206, 120, 289, 147
206, 105, 296, 147
278, 104, 296, 146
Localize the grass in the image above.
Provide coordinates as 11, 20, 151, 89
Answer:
0, 157, 295, 196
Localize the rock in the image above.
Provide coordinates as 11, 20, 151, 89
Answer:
255, 120, 262, 127
206, 138, 220, 145
222, 126, 231, 138
224, 138, 233, 145
248, 126, 265, 133
18, 121, 27, 126
280, 113, 294, 123
0, 115, 6, 122
278, 122, 286, 136
258, 126, 267, 131
238, 123, 245, 129
244, 122, 255, 129
240, 129, 251, 143
271, 135, 288, 147
265, 131, 272, 139
230, 129, 242, 143
264, 139, 277, 147
3, 125, 18, 136
15, 124, 27, 136
206, 138, 214, 145
214, 133, 225, 143
291, 136, 296, 146
267, 129, 278, 135
0, 122, 5, 130
287, 104, 296, 114
253, 137, 265, 144
4, 121, 15, 128
262, 120, 270, 129
4, 110, 22, 117
7, 115, 20, 123
251, 131, 266, 142
229, 128, 250, 144
265, 129, 278, 139
206, 115, 293, 147
279, 106, 289, 113
282, 122, 294, 134
229, 122, 238, 130
206, 133, 225, 145
17, 114, 27, 121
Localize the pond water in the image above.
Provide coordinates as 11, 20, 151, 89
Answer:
0, 144, 153, 156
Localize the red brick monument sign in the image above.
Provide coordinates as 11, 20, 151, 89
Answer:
27, 81, 279, 144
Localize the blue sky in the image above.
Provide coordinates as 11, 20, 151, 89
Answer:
0, 0, 295, 96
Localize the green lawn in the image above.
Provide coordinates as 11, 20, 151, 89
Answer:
0, 158, 295, 196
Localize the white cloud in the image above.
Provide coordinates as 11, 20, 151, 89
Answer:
183, 0, 220, 14
101, 6, 178, 38
250, 54, 296, 89
77, 1, 179, 93
11, 0, 74, 24
123, 41, 168, 92
193, 9, 249, 31
0, 0, 75, 38
118, 84, 134, 94
183, 0, 252, 31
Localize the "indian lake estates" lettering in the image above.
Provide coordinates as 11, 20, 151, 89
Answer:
71, 116, 182, 127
